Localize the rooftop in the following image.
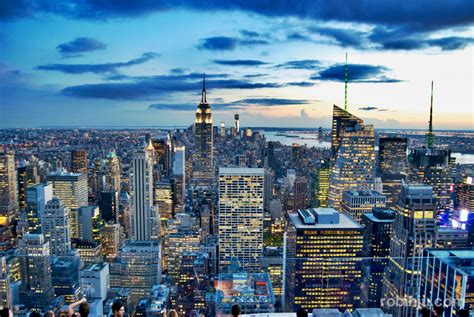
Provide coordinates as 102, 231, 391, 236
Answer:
291, 208, 362, 230
219, 167, 264, 175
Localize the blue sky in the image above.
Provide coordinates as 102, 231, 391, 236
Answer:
1, 1, 473, 129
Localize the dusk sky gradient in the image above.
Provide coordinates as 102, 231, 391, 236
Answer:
1, 0, 473, 129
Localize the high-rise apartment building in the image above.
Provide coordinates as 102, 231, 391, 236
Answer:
46, 170, 88, 239
285, 208, 364, 312
129, 146, 159, 241
17, 233, 55, 309
71, 149, 88, 173
218, 167, 264, 273
104, 223, 121, 262
0, 152, 18, 250
328, 105, 375, 210
341, 190, 386, 223
193, 76, 214, 187
110, 240, 162, 306
42, 197, 71, 256
383, 184, 437, 317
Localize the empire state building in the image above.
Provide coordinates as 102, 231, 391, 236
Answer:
193, 75, 214, 186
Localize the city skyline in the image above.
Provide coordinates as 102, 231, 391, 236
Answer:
1, 1, 473, 130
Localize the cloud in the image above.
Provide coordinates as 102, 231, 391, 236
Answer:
5, 1, 473, 34
240, 29, 260, 37
213, 59, 268, 66
286, 81, 315, 87
243, 73, 268, 78
427, 36, 474, 51
197, 36, 237, 51
57, 37, 106, 57
359, 106, 390, 111
234, 98, 310, 106
148, 97, 311, 111
310, 63, 402, 83
197, 36, 269, 51
35, 52, 159, 74
369, 26, 474, 51
286, 32, 312, 41
61, 74, 282, 100
275, 59, 321, 70
310, 26, 366, 48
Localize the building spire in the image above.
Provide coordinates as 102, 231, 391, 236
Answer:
344, 52, 348, 111
201, 73, 207, 103
427, 80, 434, 149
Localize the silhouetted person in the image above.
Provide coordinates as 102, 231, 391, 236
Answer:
168, 310, 178, 317
458, 309, 469, 317
420, 307, 431, 317
30, 313, 41, 317
0, 307, 12, 317
111, 300, 125, 317
44, 311, 55, 317
68, 298, 89, 317
433, 304, 444, 316
296, 308, 308, 317
231, 304, 241, 317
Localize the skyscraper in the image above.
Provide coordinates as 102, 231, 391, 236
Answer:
285, 208, 364, 312
0, 256, 11, 308
420, 249, 474, 314
71, 149, 88, 173
78, 205, 105, 246
193, 76, 214, 187
220, 122, 226, 137
218, 167, 264, 273
26, 183, 53, 233
172, 145, 186, 212
129, 145, 159, 241
0, 151, 18, 250
104, 152, 121, 192
51, 255, 82, 303
234, 113, 240, 136
110, 240, 162, 306
46, 170, 88, 239
17, 233, 55, 309
104, 223, 121, 262
341, 190, 386, 223
378, 137, 408, 175
361, 208, 395, 308
383, 184, 437, 317
42, 197, 71, 256
328, 106, 375, 210
313, 160, 330, 208
99, 190, 119, 222
293, 176, 308, 212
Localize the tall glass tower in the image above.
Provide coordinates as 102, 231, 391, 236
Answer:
328, 105, 375, 210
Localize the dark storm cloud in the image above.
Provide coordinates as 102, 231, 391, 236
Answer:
56, 37, 106, 57
197, 36, 238, 51
275, 60, 321, 70
4, 1, 473, 33
310, 63, 401, 83
35, 52, 159, 74
369, 26, 474, 51
310, 26, 365, 48
61, 74, 283, 100
213, 59, 268, 66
